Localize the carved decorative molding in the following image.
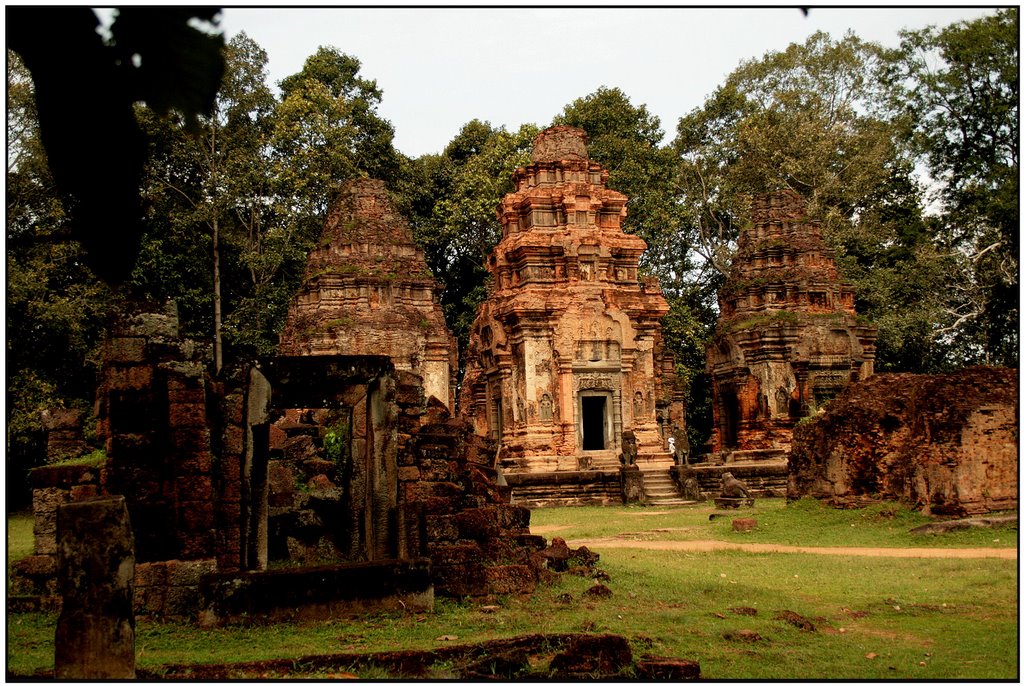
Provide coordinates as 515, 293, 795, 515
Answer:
574, 373, 617, 391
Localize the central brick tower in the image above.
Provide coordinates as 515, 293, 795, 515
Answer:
461, 127, 684, 502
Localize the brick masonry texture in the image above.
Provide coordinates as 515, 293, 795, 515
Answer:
788, 366, 1018, 515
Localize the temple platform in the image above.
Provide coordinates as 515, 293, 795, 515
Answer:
685, 451, 790, 498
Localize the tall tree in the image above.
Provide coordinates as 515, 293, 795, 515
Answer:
674, 31, 900, 265
137, 32, 277, 371
273, 47, 401, 220
7, 7, 224, 284
673, 30, 955, 374
7, 50, 116, 478
212, 46, 409, 359
403, 120, 538, 359
883, 9, 1019, 366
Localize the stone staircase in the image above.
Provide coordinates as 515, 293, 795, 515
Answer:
586, 450, 621, 471
634, 452, 693, 506
641, 469, 693, 506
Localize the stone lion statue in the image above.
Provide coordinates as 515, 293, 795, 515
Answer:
719, 471, 751, 499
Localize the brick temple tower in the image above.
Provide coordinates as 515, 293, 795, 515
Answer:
278, 178, 457, 408
706, 189, 877, 455
461, 126, 684, 500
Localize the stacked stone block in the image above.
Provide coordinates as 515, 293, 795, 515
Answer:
11, 462, 108, 598
39, 408, 89, 463
133, 558, 218, 617
96, 302, 216, 563
393, 371, 545, 597
211, 375, 247, 573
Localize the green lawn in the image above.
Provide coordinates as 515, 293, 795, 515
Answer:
7, 512, 34, 567
530, 497, 1019, 549
6, 500, 1019, 679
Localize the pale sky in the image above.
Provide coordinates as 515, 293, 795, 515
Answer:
105, 6, 1000, 158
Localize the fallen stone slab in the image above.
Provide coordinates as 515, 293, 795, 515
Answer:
910, 514, 1018, 535
636, 655, 701, 679
732, 517, 758, 531
548, 634, 633, 678
724, 629, 763, 642
135, 632, 635, 680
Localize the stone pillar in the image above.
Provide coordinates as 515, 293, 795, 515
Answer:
620, 466, 645, 505
55, 496, 135, 679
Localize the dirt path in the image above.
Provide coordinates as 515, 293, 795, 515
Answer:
565, 537, 1017, 559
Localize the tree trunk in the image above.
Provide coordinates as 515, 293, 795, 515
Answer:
213, 214, 223, 374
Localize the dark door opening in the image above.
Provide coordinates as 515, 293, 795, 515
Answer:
721, 389, 739, 449
581, 396, 606, 450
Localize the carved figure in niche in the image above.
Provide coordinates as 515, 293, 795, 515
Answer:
633, 391, 645, 418
720, 472, 751, 498
672, 427, 690, 466
775, 387, 790, 417
580, 262, 592, 281
517, 397, 526, 423
539, 394, 553, 422
619, 430, 638, 466
615, 267, 625, 281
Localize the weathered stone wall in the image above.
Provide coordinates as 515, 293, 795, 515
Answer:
40, 408, 89, 463
96, 302, 217, 563
788, 367, 1018, 515
395, 371, 546, 597
133, 559, 218, 617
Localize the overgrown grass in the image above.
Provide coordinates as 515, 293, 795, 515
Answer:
7, 512, 34, 567
6, 501, 1018, 679
45, 449, 106, 468
530, 498, 1018, 549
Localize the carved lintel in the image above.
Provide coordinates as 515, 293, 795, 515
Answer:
574, 373, 617, 391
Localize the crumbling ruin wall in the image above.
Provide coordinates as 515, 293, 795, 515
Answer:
252, 356, 547, 601
40, 408, 90, 463
10, 462, 108, 600
395, 370, 546, 597
94, 302, 224, 617
788, 367, 1018, 515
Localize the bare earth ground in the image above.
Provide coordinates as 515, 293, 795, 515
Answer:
529, 525, 1017, 559
564, 538, 1016, 558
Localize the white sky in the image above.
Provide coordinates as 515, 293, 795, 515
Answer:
214, 6, 997, 158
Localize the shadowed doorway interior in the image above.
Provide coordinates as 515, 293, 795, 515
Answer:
581, 395, 607, 450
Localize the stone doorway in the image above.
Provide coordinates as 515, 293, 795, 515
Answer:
720, 388, 739, 449
256, 357, 400, 569
580, 394, 610, 451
